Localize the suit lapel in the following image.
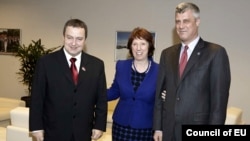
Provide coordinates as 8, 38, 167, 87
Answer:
171, 44, 182, 86
77, 52, 88, 86
181, 38, 205, 80
173, 45, 181, 86
56, 48, 74, 84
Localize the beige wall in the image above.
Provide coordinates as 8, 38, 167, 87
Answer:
0, 0, 249, 123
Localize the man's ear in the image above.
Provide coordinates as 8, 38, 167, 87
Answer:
196, 18, 200, 26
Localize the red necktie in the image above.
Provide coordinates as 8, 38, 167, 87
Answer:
179, 45, 188, 77
70, 58, 78, 85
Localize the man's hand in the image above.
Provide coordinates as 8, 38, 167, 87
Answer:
31, 130, 44, 141
153, 131, 163, 141
91, 129, 103, 140
161, 90, 166, 101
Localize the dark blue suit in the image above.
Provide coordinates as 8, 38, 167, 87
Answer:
108, 58, 158, 128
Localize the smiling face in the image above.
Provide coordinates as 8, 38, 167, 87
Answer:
175, 9, 200, 45
131, 38, 149, 61
63, 26, 86, 57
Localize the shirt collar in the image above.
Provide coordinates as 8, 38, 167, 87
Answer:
63, 48, 82, 66
181, 36, 200, 51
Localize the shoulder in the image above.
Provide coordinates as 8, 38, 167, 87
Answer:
81, 53, 106, 72
197, 37, 224, 49
151, 60, 159, 67
114, 59, 132, 71
162, 43, 180, 52
116, 59, 132, 66
38, 49, 60, 62
149, 57, 159, 66
82, 52, 103, 63
203, 40, 227, 53
160, 44, 180, 58
199, 39, 229, 59
150, 60, 159, 73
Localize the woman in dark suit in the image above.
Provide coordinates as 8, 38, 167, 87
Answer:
29, 19, 107, 141
108, 27, 158, 141
153, 2, 231, 141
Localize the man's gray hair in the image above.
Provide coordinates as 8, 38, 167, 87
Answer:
175, 2, 200, 19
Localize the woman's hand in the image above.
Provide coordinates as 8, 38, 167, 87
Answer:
161, 90, 166, 101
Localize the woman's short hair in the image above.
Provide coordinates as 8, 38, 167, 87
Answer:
127, 27, 155, 58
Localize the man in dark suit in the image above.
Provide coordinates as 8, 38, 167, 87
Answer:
153, 2, 231, 141
29, 19, 107, 141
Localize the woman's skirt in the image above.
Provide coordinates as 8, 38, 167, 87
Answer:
112, 122, 154, 141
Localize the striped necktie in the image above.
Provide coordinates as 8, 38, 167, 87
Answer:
179, 45, 188, 77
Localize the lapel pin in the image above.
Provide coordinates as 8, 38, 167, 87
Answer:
82, 67, 86, 71
197, 52, 200, 55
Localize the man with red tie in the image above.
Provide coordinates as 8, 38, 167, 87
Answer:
29, 19, 107, 141
153, 2, 231, 141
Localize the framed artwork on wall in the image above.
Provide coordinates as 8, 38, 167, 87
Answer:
115, 31, 156, 61
0, 28, 21, 55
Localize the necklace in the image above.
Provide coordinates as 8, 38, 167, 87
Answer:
132, 60, 151, 73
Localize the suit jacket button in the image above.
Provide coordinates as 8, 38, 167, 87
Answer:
176, 97, 180, 101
